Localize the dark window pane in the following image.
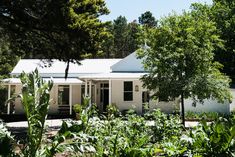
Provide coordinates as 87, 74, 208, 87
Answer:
124, 92, 133, 101
104, 83, 109, 88
58, 85, 69, 105
63, 87, 69, 104
124, 81, 133, 91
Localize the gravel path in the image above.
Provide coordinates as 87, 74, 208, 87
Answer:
6, 119, 65, 128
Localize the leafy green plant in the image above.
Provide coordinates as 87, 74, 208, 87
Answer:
73, 104, 82, 113
146, 109, 183, 142
0, 121, 15, 156
184, 118, 235, 156
185, 111, 222, 121
19, 69, 53, 157
73, 104, 82, 120
107, 103, 120, 119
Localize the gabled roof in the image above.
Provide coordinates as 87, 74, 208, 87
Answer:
111, 51, 145, 72
11, 59, 121, 78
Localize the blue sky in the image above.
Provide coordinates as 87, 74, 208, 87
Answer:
100, 0, 213, 22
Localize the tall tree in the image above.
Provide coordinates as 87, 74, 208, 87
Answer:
0, 34, 18, 80
138, 11, 232, 126
0, 29, 19, 113
126, 20, 141, 55
112, 16, 129, 58
139, 11, 157, 27
103, 17, 140, 58
99, 22, 114, 58
191, 1, 235, 83
0, 0, 110, 77
211, 0, 235, 83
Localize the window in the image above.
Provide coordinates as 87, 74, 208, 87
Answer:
124, 81, 133, 101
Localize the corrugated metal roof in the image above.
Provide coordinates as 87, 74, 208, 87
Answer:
3, 78, 83, 84
11, 59, 121, 77
79, 73, 147, 80
111, 51, 145, 72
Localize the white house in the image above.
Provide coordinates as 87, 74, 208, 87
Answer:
2, 52, 235, 115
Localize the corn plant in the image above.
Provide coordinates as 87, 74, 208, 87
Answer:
19, 69, 53, 157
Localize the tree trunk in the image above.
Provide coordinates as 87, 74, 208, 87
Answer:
181, 92, 185, 127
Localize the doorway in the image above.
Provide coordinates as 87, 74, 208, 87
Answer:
100, 83, 109, 112
58, 85, 70, 114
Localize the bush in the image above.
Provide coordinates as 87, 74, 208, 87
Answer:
0, 120, 15, 156
185, 111, 222, 121
183, 118, 235, 156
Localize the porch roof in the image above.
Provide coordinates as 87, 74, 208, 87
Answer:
2, 78, 83, 85
79, 72, 147, 80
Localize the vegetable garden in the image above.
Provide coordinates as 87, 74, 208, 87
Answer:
1, 70, 235, 157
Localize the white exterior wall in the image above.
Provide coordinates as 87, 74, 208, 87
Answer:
48, 85, 58, 114
149, 99, 180, 113
229, 88, 235, 112
184, 88, 235, 114
111, 80, 179, 114
72, 85, 81, 105
13, 84, 82, 115
184, 99, 230, 114
47, 84, 82, 114
111, 80, 143, 114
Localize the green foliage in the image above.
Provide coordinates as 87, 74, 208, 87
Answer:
100, 16, 141, 58
0, 0, 110, 77
184, 118, 235, 156
52, 108, 184, 156
107, 104, 120, 119
185, 111, 224, 120
138, 8, 232, 126
73, 104, 82, 114
211, 0, 235, 82
0, 34, 19, 80
19, 69, 53, 157
111, 16, 140, 58
0, 86, 8, 113
139, 10, 231, 103
3, 97, 235, 157
0, 121, 15, 156
138, 11, 157, 27
190, 1, 235, 83
147, 109, 182, 142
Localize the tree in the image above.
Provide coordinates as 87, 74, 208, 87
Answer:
101, 17, 141, 58
211, 0, 235, 83
0, 30, 19, 113
99, 22, 114, 58
139, 11, 157, 27
0, 31, 19, 80
112, 16, 129, 58
191, 1, 235, 83
138, 11, 232, 126
126, 20, 141, 55
0, 0, 110, 77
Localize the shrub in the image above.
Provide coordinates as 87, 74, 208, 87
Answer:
0, 120, 15, 156
183, 118, 235, 156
